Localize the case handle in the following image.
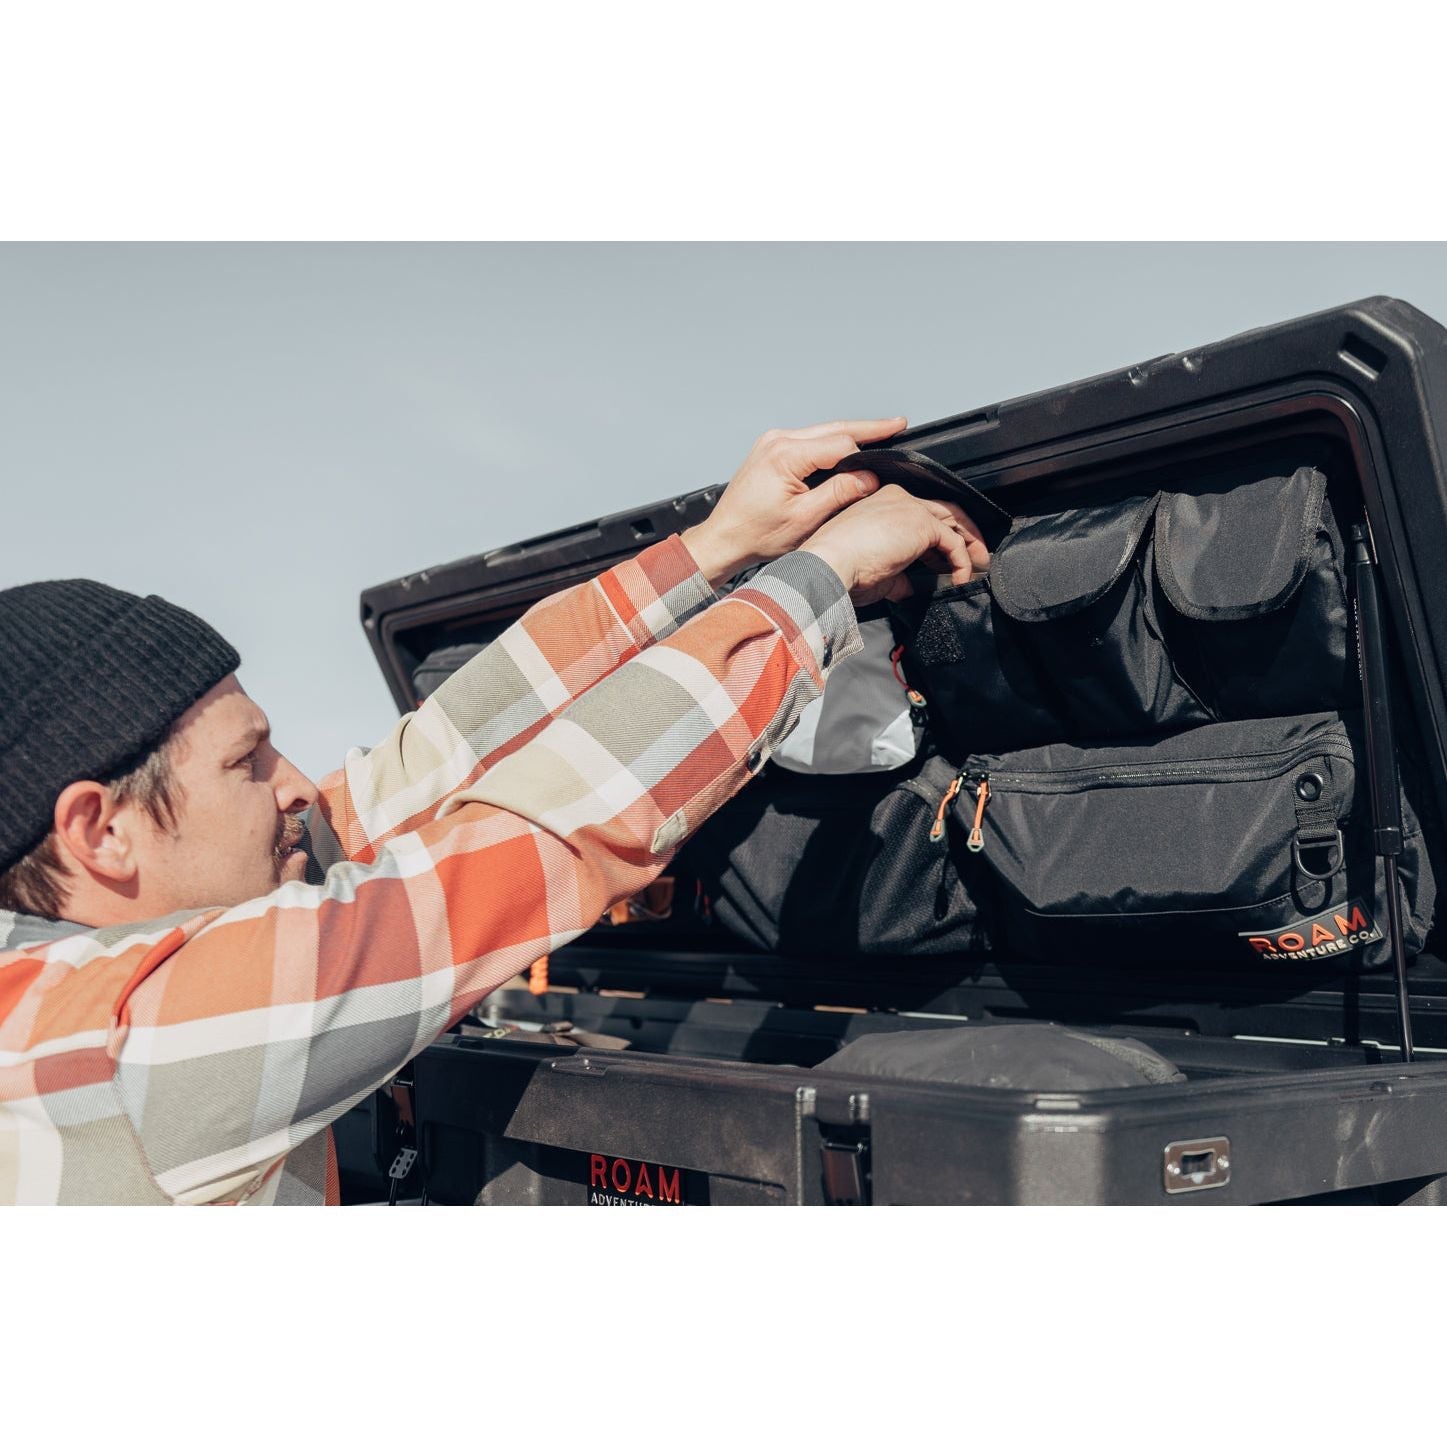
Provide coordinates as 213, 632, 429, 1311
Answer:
826, 446, 1015, 525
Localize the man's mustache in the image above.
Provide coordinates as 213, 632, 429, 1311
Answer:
273, 817, 306, 858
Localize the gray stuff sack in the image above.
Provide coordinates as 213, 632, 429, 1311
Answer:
815, 1023, 1186, 1091
772, 614, 922, 775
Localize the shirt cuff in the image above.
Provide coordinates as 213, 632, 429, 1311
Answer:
628, 534, 718, 643
725, 550, 863, 687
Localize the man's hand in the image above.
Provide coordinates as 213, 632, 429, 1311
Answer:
799, 484, 991, 606
680, 418, 908, 586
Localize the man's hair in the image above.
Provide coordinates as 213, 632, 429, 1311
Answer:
0, 734, 183, 921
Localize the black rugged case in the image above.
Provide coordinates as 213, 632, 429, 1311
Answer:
348, 297, 1447, 1205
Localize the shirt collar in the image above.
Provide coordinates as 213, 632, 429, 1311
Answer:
0, 908, 81, 950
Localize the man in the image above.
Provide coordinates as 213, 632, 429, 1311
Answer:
0, 418, 987, 1204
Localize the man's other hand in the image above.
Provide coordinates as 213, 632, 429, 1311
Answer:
681, 418, 907, 586
798, 484, 991, 606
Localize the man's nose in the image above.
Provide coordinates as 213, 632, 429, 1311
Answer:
275, 754, 320, 814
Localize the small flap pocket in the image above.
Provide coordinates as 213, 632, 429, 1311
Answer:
987, 492, 1159, 623
1155, 466, 1328, 621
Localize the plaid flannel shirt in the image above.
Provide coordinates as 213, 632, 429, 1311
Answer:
0, 536, 860, 1204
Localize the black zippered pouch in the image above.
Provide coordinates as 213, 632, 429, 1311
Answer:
939, 712, 1435, 969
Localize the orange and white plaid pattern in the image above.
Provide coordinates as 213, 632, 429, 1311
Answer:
0, 536, 859, 1203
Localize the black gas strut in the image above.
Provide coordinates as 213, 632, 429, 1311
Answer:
1350, 523, 1414, 1063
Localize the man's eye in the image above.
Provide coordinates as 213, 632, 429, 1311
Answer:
235, 751, 258, 771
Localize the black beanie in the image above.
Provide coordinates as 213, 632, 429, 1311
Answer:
0, 579, 241, 876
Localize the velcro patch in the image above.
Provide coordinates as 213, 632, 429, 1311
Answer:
1240, 897, 1382, 962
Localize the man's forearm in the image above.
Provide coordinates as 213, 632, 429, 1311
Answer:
442, 549, 862, 860
307, 533, 718, 867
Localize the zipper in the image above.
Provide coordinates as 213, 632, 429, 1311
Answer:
966, 737, 1353, 794
941, 732, 1351, 856
928, 769, 991, 848
923, 734, 1348, 854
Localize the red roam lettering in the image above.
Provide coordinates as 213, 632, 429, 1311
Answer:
1243, 898, 1382, 959
1334, 904, 1369, 936
588, 1154, 686, 1205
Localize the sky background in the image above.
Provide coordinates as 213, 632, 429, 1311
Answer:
4, 242, 1447, 781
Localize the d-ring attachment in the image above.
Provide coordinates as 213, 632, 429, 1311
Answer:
1293, 828, 1344, 881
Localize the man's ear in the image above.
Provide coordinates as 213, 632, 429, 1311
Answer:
52, 780, 137, 884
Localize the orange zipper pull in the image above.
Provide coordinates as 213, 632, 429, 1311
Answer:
929, 772, 966, 842
967, 778, 990, 853
529, 954, 550, 995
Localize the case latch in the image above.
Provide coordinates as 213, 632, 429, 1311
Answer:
815, 1088, 872, 1205
820, 1139, 871, 1206
1163, 1137, 1231, 1194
